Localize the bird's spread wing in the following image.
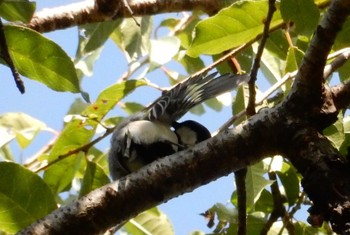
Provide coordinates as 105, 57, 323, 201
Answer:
146, 72, 249, 124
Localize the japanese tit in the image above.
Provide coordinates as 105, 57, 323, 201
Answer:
108, 72, 248, 180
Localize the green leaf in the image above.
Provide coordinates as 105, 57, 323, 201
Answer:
280, 0, 320, 36
175, 15, 201, 49
44, 80, 146, 193
285, 47, 304, 73
111, 16, 152, 62
208, 203, 238, 223
323, 113, 345, 150
122, 102, 145, 115
79, 161, 110, 197
149, 36, 180, 69
254, 189, 274, 212
245, 162, 273, 211
124, 207, 174, 235
257, 44, 285, 86
66, 98, 89, 116
187, 1, 283, 57
334, 18, 350, 50
4, 25, 80, 92
232, 84, 249, 125
75, 20, 122, 78
227, 212, 266, 235
277, 162, 300, 206
78, 19, 122, 54
0, 112, 46, 149
265, 30, 289, 60
0, 144, 14, 161
337, 49, 350, 82
0, 162, 56, 233
176, 51, 205, 74
0, 0, 35, 23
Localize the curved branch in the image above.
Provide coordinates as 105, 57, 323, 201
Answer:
27, 0, 228, 33
18, 111, 277, 234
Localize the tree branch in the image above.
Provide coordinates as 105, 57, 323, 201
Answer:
17, 1, 350, 234
292, 0, 350, 92
19, 113, 277, 234
27, 0, 229, 33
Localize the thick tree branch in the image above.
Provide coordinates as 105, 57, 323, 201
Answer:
17, 0, 350, 234
19, 111, 278, 234
27, 0, 230, 33
283, 128, 350, 233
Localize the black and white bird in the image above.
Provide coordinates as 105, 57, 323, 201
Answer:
108, 72, 248, 180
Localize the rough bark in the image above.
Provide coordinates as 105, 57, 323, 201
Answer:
17, 0, 350, 234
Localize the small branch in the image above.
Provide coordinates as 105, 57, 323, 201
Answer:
246, 0, 276, 116
324, 47, 350, 79
0, 18, 25, 93
33, 127, 114, 173
235, 168, 247, 235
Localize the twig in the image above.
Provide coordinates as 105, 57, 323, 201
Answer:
324, 47, 350, 79
235, 168, 247, 235
235, 3, 276, 233
0, 18, 25, 93
217, 47, 350, 132
33, 127, 115, 173
246, 0, 276, 116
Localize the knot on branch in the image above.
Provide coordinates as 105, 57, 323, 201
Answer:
95, 0, 122, 17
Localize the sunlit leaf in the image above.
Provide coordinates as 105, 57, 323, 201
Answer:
124, 207, 174, 235
0, 144, 14, 161
232, 84, 249, 125
4, 25, 80, 92
149, 36, 180, 69
277, 162, 300, 206
122, 102, 145, 115
254, 189, 274, 212
265, 30, 289, 60
0, 112, 46, 149
176, 51, 205, 74
285, 47, 304, 74
78, 19, 121, 54
0, 162, 56, 233
111, 16, 152, 62
245, 162, 273, 211
187, 1, 283, 57
323, 113, 345, 150
256, 43, 285, 86
227, 212, 266, 235
79, 161, 110, 197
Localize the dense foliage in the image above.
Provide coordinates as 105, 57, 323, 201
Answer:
0, 0, 350, 234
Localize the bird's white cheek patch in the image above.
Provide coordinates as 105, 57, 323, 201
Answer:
176, 127, 197, 146
123, 120, 178, 145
